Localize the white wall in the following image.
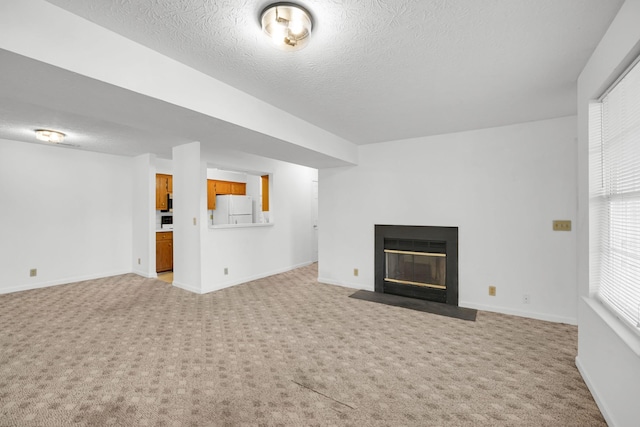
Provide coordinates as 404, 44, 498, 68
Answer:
576, 1, 640, 425
207, 169, 246, 182
201, 154, 317, 292
0, 138, 133, 293
156, 158, 173, 175
132, 153, 156, 278
319, 116, 578, 324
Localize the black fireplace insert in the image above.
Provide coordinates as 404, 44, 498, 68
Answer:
375, 225, 458, 305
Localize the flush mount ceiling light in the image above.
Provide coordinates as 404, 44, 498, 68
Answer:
261, 3, 313, 51
35, 129, 66, 143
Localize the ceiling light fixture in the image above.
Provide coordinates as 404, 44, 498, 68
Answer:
35, 129, 66, 143
261, 3, 313, 51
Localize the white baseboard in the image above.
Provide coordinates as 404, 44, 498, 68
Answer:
162, 262, 318, 295
132, 269, 157, 279
312, 281, 576, 325
0, 269, 133, 294
172, 281, 203, 294
575, 356, 615, 427
459, 301, 577, 325
317, 277, 372, 291
200, 261, 314, 294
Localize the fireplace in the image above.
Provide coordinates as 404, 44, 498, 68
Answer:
375, 225, 458, 305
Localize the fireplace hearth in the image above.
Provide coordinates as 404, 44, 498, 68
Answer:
375, 225, 458, 305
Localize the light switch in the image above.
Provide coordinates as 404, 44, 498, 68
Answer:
553, 220, 571, 231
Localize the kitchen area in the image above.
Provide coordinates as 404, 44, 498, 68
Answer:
155, 168, 270, 282
155, 173, 174, 282
206, 170, 270, 226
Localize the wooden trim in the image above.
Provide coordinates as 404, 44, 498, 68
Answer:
385, 278, 446, 289
384, 249, 446, 257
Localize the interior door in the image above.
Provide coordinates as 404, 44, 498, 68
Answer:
311, 180, 318, 262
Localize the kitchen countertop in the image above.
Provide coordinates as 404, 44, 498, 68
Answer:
209, 223, 274, 230
156, 229, 173, 233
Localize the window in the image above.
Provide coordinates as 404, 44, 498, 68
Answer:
589, 56, 640, 331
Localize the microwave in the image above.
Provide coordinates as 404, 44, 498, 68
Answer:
161, 215, 173, 229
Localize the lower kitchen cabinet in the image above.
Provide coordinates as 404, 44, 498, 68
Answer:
156, 231, 173, 273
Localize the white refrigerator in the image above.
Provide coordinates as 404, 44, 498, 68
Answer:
213, 195, 253, 225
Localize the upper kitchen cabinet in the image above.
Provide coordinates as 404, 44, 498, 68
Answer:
261, 175, 269, 211
207, 179, 216, 210
207, 179, 247, 209
231, 182, 246, 195
156, 174, 172, 210
215, 180, 231, 194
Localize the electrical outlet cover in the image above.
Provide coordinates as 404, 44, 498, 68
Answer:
553, 220, 572, 231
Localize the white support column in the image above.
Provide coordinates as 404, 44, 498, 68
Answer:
172, 142, 208, 293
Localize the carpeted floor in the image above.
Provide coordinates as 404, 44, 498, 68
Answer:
0, 264, 605, 426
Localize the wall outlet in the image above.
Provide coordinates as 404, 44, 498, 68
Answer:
29, 268, 37, 277
353, 268, 359, 277
224, 268, 228, 275
193, 217, 197, 225
553, 220, 571, 231
488, 285, 496, 296
137, 258, 141, 265
523, 294, 531, 304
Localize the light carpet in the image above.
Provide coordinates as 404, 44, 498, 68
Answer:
0, 264, 605, 426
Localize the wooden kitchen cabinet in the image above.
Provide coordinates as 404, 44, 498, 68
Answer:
231, 182, 246, 195
156, 174, 172, 210
156, 231, 173, 273
207, 179, 247, 209
207, 180, 216, 210
215, 181, 231, 194
261, 175, 269, 211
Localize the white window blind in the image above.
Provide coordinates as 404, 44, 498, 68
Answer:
590, 57, 640, 330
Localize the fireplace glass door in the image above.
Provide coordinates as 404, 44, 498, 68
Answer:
384, 249, 446, 289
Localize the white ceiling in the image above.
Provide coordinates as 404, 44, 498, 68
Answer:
0, 0, 625, 166
0, 49, 346, 167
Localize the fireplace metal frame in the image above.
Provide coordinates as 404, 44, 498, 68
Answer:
375, 225, 459, 306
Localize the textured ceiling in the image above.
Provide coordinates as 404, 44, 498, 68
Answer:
0, 0, 625, 167
43, 0, 624, 145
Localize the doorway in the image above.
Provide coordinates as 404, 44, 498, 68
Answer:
311, 180, 318, 262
